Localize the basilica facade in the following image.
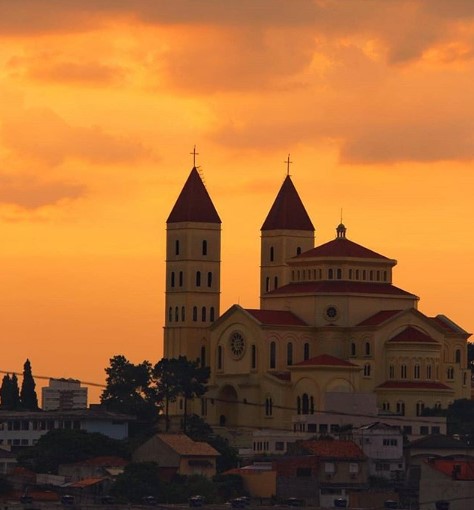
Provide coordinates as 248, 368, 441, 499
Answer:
163, 167, 471, 431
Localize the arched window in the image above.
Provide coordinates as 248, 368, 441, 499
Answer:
217, 346, 223, 370
355, 269, 359, 280
270, 246, 274, 262
274, 276, 278, 289
365, 342, 371, 356
382, 401, 390, 411
369, 270, 373, 280
200, 346, 206, 368
416, 401, 425, 416
287, 342, 293, 366
207, 272, 212, 287
304, 343, 310, 361
265, 277, 270, 292
302, 393, 309, 414
383, 271, 387, 281
297, 396, 301, 415
196, 271, 201, 287
202, 240, 207, 256
251, 345, 257, 369
171, 272, 175, 288
426, 365, 432, 379
364, 363, 371, 377
349, 269, 353, 280
414, 364, 420, 379
351, 343, 356, 357
337, 268, 342, 279
376, 270, 380, 281
202, 307, 207, 322
174, 307, 179, 322
401, 364, 407, 379
210, 307, 215, 322
168, 307, 172, 322
192, 306, 198, 322
265, 397, 273, 416
296, 246, 302, 256
270, 342, 276, 369
328, 268, 334, 279
310, 396, 315, 414
447, 367, 454, 380
389, 365, 395, 379
363, 270, 366, 280
175, 240, 180, 255
181, 306, 185, 321
396, 401, 405, 415
179, 271, 183, 286
455, 349, 461, 364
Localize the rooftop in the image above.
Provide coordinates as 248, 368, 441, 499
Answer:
157, 434, 219, 457
245, 309, 307, 326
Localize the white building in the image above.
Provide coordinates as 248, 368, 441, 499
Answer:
42, 378, 88, 411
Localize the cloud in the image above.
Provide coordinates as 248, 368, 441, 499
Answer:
0, 173, 86, 209
7, 54, 127, 86
0, 107, 148, 166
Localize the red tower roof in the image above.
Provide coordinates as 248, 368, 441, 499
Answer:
167, 167, 221, 224
261, 175, 314, 231
298, 236, 389, 260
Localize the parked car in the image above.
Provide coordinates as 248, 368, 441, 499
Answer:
189, 495, 206, 507
20, 496, 33, 505
286, 498, 305, 507
334, 498, 347, 508
142, 496, 157, 506
101, 496, 115, 505
230, 498, 247, 508
61, 495, 75, 506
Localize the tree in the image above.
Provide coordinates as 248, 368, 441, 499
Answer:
0, 374, 12, 409
111, 462, 162, 503
10, 373, 20, 410
101, 355, 159, 426
17, 429, 128, 474
20, 359, 39, 410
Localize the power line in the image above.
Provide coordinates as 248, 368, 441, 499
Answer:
0, 370, 105, 388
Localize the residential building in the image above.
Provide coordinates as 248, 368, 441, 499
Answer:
42, 378, 88, 411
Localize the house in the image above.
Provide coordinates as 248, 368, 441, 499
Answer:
58, 456, 128, 482
132, 433, 219, 479
350, 422, 405, 480
0, 446, 17, 474
419, 458, 474, 510
224, 463, 276, 500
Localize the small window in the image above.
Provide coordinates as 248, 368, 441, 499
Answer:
304, 343, 310, 360
266, 277, 270, 292
414, 364, 420, 379
349, 269, 352, 279
217, 346, 223, 370
193, 306, 198, 322
207, 272, 212, 287
364, 363, 371, 377
270, 342, 276, 369
179, 271, 183, 286
196, 271, 201, 287
362, 270, 366, 280
181, 306, 185, 321
396, 401, 405, 415
200, 346, 206, 368
168, 307, 173, 322
210, 307, 215, 322
455, 349, 461, 364
171, 271, 175, 287
383, 270, 387, 281
416, 401, 425, 416
350, 343, 356, 356
401, 364, 407, 379
174, 307, 179, 322
328, 268, 334, 279
325, 462, 335, 474
202, 240, 208, 256
296, 247, 302, 256
251, 345, 257, 369
274, 276, 278, 289
202, 307, 207, 322
355, 269, 359, 280
270, 246, 274, 262
287, 342, 293, 366
369, 270, 373, 280
175, 240, 180, 255
420, 426, 429, 435
389, 365, 395, 379
426, 365, 432, 379
337, 268, 342, 279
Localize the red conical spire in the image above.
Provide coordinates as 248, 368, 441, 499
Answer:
167, 167, 221, 224
261, 175, 314, 231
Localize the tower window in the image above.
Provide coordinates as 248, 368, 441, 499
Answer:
383, 271, 387, 282
217, 346, 223, 370
171, 272, 175, 288
376, 270, 380, 281
270, 341, 276, 369
179, 271, 183, 286
202, 240, 207, 256
200, 346, 206, 368
175, 240, 180, 255
364, 363, 371, 377
210, 307, 215, 322
168, 307, 172, 322
196, 271, 201, 287
274, 276, 278, 289
296, 246, 302, 256
302, 393, 309, 414
369, 270, 373, 280
175, 307, 179, 322
270, 246, 274, 262
265, 277, 270, 292
207, 272, 212, 287
304, 343, 310, 361
181, 306, 185, 321
265, 397, 273, 417
351, 343, 356, 357
202, 307, 207, 322
192, 306, 198, 322
287, 343, 293, 366
455, 349, 461, 364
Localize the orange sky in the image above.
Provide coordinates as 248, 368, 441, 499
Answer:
0, 1, 473, 403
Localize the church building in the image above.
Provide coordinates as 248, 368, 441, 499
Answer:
164, 166, 471, 431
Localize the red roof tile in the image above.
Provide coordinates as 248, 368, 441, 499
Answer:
388, 326, 437, 343
377, 381, 452, 390
300, 440, 365, 459
261, 176, 314, 231
299, 237, 389, 260
245, 309, 307, 326
167, 167, 221, 224
293, 354, 358, 368
157, 434, 219, 457
357, 310, 403, 326
268, 281, 416, 297
426, 459, 474, 481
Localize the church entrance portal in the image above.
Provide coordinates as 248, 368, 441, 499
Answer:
216, 385, 238, 427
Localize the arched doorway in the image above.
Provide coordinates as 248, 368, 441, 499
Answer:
216, 385, 239, 427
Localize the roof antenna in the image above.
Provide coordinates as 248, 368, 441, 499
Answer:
285, 154, 292, 177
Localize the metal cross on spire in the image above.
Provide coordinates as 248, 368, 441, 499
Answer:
190, 145, 199, 168
285, 154, 292, 176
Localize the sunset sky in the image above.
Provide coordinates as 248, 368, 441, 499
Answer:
0, 1, 473, 403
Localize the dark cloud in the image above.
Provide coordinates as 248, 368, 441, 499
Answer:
0, 173, 86, 209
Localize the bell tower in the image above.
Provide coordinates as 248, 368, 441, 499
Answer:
260, 169, 315, 302
164, 165, 221, 367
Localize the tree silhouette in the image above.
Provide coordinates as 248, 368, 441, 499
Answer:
0, 374, 12, 409
20, 359, 39, 410
10, 373, 20, 410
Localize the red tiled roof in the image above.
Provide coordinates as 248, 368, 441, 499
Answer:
69, 478, 107, 488
298, 237, 389, 260
261, 175, 314, 231
167, 167, 221, 224
157, 434, 219, 457
357, 310, 403, 326
245, 309, 307, 326
294, 354, 357, 368
377, 381, 452, 390
430, 315, 466, 335
268, 281, 416, 297
300, 440, 365, 459
388, 326, 437, 344
426, 459, 474, 481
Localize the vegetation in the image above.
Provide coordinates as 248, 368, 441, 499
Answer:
17, 429, 128, 474
0, 359, 38, 410
446, 398, 474, 442
20, 359, 39, 410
